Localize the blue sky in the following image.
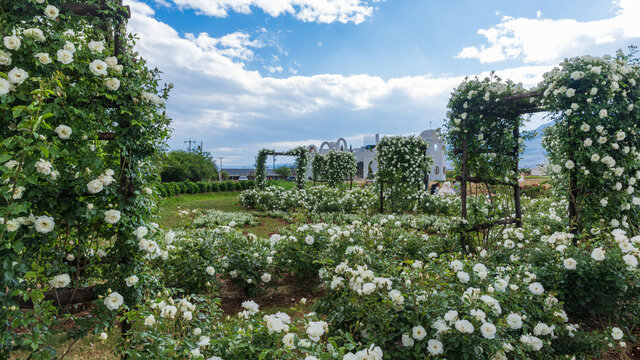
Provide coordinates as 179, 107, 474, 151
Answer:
124, 0, 639, 166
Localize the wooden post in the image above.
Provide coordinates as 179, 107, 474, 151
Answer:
350, 173, 353, 189
460, 134, 468, 249
512, 122, 522, 228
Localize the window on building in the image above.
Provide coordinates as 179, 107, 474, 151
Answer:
434, 144, 438, 152
435, 166, 439, 175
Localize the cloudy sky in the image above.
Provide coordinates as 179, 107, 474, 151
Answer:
124, 0, 640, 167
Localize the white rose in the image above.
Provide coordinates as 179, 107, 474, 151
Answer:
261, 273, 271, 283
105, 78, 120, 91
282, 333, 295, 349
0, 78, 10, 96
506, 313, 522, 329
563, 258, 577, 270
87, 179, 104, 194
104, 292, 124, 310
35, 53, 52, 65
412, 325, 426, 340
611, 327, 624, 340
623, 254, 637, 268
480, 322, 496, 339
125, 275, 138, 287
206, 266, 216, 276
3, 35, 20, 50
57, 49, 73, 64
88, 40, 105, 53
454, 319, 474, 333
591, 247, 605, 261
5, 219, 20, 232
50, 274, 71, 288
0, 50, 11, 65
528, 282, 544, 295
89, 60, 108, 76
54, 125, 72, 139
565, 160, 575, 169
8, 67, 28, 84
105, 56, 118, 68
104, 209, 121, 224
144, 315, 155, 326
599, 109, 608, 118
34, 216, 55, 233
44, 5, 59, 20
427, 339, 444, 355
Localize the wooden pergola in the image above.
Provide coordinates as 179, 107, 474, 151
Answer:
455, 91, 545, 238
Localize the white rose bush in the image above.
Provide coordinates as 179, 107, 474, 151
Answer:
1, 1, 170, 357
2, 1, 639, 357
540, 54, 640, 232
375, 135, 433, 212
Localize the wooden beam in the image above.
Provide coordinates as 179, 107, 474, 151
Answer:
503, 91, 543, 102
98, 132, 116, 140
18, 285, 99, 309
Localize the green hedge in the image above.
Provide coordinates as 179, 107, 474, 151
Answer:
156, 180, 253, 197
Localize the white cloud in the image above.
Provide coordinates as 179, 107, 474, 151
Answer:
457, 0, 640, 64
168, 0, 384, 24
264, 65, 284, 73
124, 0, 552, 165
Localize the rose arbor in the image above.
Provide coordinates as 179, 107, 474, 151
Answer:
446, 54, 640, 240
1, 1, 170, 356
255, 146, 309, 190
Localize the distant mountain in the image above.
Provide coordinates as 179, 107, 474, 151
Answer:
520, 122, 553, 168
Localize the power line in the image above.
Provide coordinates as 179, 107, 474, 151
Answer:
184, 138, 196, 152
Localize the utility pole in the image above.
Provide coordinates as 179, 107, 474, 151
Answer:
273, 156, 276, 170
184, 138, 196, 152
198, 141, 203, 155
218, 157, 223, 181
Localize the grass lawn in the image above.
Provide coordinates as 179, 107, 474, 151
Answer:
157, 191, 287, 238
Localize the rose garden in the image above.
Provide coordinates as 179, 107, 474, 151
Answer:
2, 1, 640, 360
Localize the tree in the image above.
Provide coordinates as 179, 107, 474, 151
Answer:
274, 166, 292, 178
160, 151, 218, 182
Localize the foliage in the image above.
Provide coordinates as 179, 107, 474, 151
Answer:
240, 185, 376, 213
445, 73, 530, 188
288, 146, 309, 190
0, 1, 170, 357
375, 136, 433, 212
274, 166, 292, 178
311, 152, 324, 181
539, 54, 640, 231
155, 180, 252, 197
255, 148, 271, 190
159, 150, 218, 183
322, 150, 356, 187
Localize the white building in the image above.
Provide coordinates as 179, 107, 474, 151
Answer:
531, 164, 548, 176
419, 129, 447, 181
306, 130, 446, 181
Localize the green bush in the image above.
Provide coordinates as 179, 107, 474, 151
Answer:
155, 180, 253, 197
160, 150, 219, 182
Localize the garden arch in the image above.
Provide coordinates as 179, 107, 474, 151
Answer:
448, 55, 640, 240
255, 147, 309, 190
2, 0, 172, 355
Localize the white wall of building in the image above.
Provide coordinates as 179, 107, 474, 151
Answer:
306, 130, 446, 181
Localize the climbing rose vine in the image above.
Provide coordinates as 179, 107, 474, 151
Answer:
1, 1, 171, 356
540, 54, 640, 231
